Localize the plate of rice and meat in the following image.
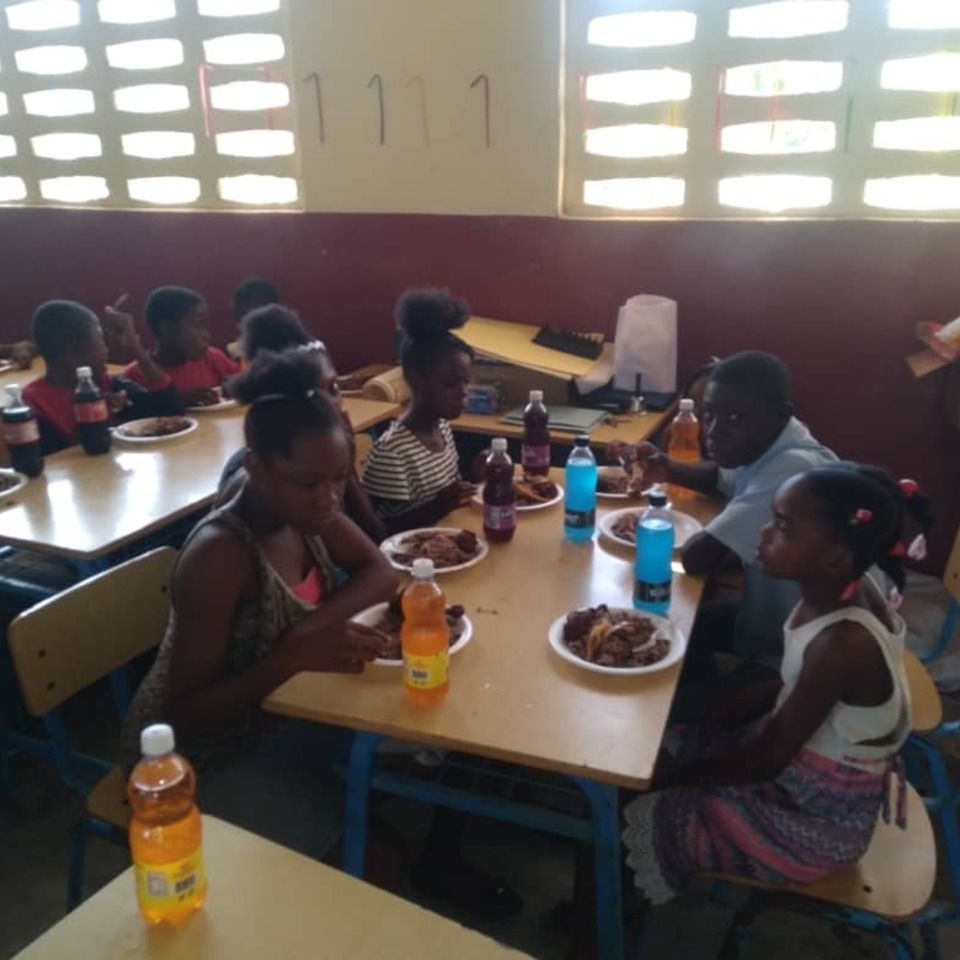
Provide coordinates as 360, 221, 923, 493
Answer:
352, 595, 473, 666
548, 605, 685, 676
379, 527, 488, 574
599, 507, 703, 551
187, 389, 237, 413
113, 416, 198, 443
472, 475, 564, 512
596, 466, 647, 501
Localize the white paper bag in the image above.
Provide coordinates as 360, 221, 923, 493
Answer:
613, 294, 677, 394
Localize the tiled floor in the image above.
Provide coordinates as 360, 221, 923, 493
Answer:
3, 687, 960, 959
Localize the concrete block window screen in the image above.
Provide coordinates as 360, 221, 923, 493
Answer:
564, 0, 960, 219
0, 0, 299, 210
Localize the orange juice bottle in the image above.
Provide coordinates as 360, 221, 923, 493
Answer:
401, 558, 449, 705
128, 724, 206, 925
666, 397, 700, 502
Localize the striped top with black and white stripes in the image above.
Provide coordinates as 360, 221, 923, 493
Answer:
361, 419, 460, 520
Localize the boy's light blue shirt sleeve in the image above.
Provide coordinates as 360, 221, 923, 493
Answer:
706, 448, 834, 564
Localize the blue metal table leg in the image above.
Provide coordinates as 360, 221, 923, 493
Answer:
574, 776, 624, 960
342, 731, 383, 878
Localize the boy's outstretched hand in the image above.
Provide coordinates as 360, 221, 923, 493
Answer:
103, 297, 143, 358
607, 440, 671, 485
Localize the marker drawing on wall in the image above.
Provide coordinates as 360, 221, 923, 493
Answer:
470, 73, 491, 148
368, 73, 385, 145
843, 59, 857, 153
406, 74, 430, 146
304, 72, 325, 144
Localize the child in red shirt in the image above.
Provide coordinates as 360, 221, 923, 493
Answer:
23, 300, 181, 455
123, 286, 240, 407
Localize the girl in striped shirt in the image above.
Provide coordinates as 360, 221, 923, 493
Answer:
360, 289, 523, 919
362, 289, 478, 534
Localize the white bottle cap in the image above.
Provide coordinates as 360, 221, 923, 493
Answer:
492, 437, 507, 453
76, 366, 92, 379
5, 384, 21, 400
141, 723, 175, 758
529, 389, 543, 402
679, 398, 694, 411
411, 558, 435, 580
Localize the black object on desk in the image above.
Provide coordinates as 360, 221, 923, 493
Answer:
532, 326, 604, 360
575, 382, 677, 413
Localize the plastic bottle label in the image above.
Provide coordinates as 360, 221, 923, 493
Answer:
75, 400, 108, 424
403, 649, 449, 689
564, 507, 595, 529
134, 848, 205, 910
483, 503, 517, 531
634, 579, 671, 605
522, 444, 550, 469
2, 421, 39, 445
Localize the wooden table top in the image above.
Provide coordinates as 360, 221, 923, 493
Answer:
265, 473, 719, 791
451, 407, 672, 446
341, 397, 401, 433
0, 396, 398, 560
0, 359, 125, 392
14, 816, 527, 960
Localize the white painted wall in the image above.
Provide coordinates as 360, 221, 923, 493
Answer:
289, 0, 561, 215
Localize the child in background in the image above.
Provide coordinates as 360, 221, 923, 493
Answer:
23, 300, 181, 455
227, 277, 279, 361
0, 340, 37, 370
361, 289, 478, 534
122, 349, 398, 869
123, 286, 240, 408
619, 464, 930, 904
218, 305, 386, 544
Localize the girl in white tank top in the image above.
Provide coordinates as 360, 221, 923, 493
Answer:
622, 463, 933, 905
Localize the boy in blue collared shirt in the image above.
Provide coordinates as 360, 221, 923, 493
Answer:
622, 350, 837, 667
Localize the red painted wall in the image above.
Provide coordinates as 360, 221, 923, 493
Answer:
1, 208, 957, 567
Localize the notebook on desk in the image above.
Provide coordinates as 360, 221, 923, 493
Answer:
499, 405, 608, 434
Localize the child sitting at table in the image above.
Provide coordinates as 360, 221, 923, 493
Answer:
617, 351, 837, 670
227, 277, 279, 361
23, 300, 180, 455
218, 305, 386, 543
361, 289, 479, 534
121, 348, 399, 866
619, 464, 930, 905
566, 464, 931, 954
123, 286, 240, 408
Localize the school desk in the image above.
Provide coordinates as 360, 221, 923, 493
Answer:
451, 406, 673, 447
264, 474, 720, 959
0, 397, 398, 567
13, 815, 528, 960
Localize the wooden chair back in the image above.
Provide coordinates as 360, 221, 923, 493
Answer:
904, 649, 943, 733
7, 547, 175, 716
